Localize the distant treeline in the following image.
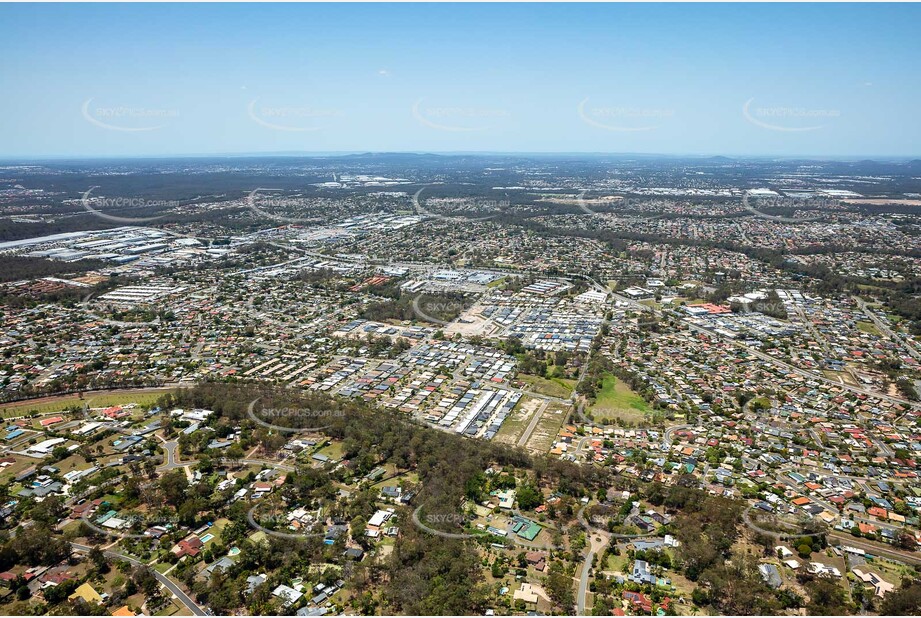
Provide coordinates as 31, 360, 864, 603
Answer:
0, 255, 106, 283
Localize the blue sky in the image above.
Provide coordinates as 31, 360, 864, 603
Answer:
1, 3, 919, 158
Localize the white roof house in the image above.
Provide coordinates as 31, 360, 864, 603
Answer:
27, 437, 67, 455
368, 509, 391, 528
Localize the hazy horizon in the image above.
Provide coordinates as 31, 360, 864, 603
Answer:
3, 150, 921, 164
2, 3, 920, 158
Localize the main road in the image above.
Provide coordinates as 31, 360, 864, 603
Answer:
854, 296, 921, 362
827, 533, 921, 567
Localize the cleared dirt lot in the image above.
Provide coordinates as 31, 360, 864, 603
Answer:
524, 402, 569, 455
443, 304, 503, 337
494, 395, 542, 446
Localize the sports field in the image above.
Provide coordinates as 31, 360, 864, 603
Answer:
0, 387, 174, 418
589, 374, 649, 423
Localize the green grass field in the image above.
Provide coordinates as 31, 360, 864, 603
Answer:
0, 388, 174, 418
589, 374, 649, 423
153, 600, 181, 616
749, 396, 771, 410
856, 321, 880, 335
317, 440, 346, 460
518, 374, 575, 399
